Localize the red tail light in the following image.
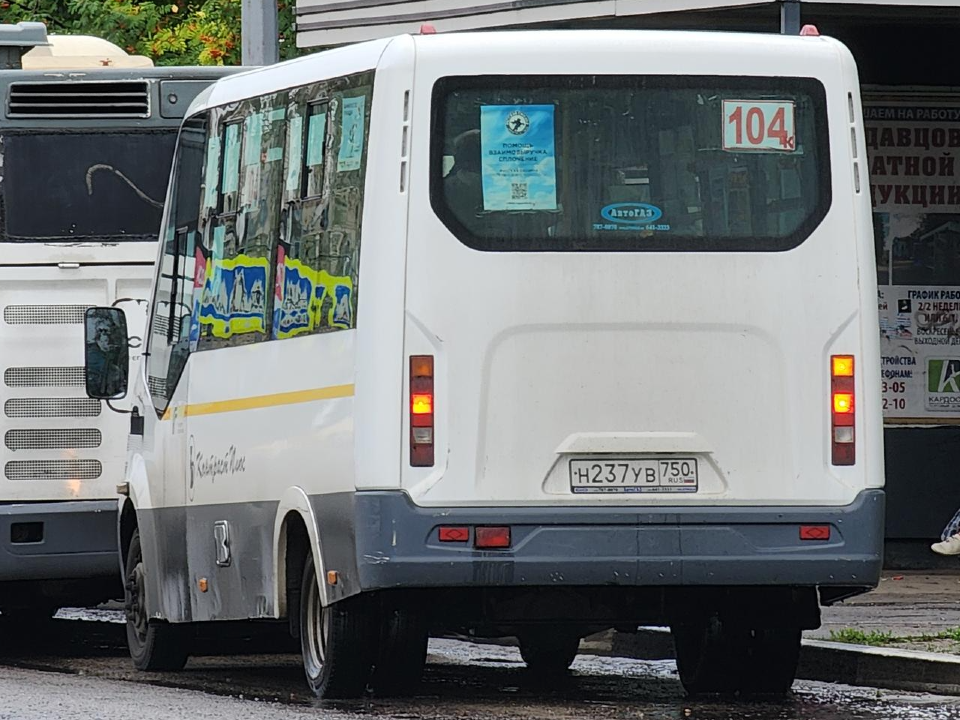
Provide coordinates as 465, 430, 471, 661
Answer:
475, 526, 511, 549
831, 355, 855, 466
410, 355, 434, 467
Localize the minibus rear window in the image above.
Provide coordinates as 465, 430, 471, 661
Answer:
431, 75, 831, 252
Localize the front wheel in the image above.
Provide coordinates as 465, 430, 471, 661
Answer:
518, 627, 581, 677
300, 554, 375, 698
125, 529, 189, 671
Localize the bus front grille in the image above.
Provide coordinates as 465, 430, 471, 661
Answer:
4, 459, 102, 481
5, 429, 102, 451
3, 305, 90, 325
4, 398, 101, 419
4, 367, 85, 388
8, 81, 150, 118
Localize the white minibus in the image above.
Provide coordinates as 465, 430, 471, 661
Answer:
84, 27, 884, 698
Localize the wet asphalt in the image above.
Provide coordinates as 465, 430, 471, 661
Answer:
0, 611, 958, 720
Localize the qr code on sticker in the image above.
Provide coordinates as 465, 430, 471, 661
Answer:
511, 182, 528, 200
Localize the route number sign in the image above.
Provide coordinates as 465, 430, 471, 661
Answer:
723, 100, 796, 152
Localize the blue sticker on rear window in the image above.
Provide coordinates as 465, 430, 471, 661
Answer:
480, 104, 557, 211
594, 203, 670, 232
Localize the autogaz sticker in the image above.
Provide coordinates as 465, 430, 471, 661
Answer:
480, 104, 557, 211
593, 202, 670, 232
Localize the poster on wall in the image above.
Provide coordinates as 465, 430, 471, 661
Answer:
868, 98, 960, 421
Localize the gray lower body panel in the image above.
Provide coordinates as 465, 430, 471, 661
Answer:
354, 489, 885, 590
0, 500, 118, 583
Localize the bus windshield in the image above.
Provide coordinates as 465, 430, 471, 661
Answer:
1, 130, 177, 242
433, 75, 830, 253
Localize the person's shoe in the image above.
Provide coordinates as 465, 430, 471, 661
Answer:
931, 534, 960, 555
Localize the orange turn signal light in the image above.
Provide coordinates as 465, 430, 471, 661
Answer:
411, 393, 433, 415
832, 355, 854, 377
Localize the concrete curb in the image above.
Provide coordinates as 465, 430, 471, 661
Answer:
607, 628, 960, 696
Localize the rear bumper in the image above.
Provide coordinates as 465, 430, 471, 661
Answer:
355, 489, 884, 590
0, 500, 119, 582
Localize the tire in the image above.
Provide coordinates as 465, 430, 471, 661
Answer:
369, 603, 428, 697
672, 616, 800, 696
125, 529, 190, 671
299, 554, 375, 699
737, 627, 801, 695
671, 616, 739, 695
518, 627, 581, 677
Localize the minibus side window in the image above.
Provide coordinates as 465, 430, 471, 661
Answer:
273, 71, 372, 339
145, 114, 208, 415
274, 96, 329, 339
316, 81, 370, 332
196, 92, 287, 348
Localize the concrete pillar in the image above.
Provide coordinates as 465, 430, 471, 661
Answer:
242, 0, 279, 66
780, 0, 801, 34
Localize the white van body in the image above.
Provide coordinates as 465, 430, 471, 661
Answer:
103, 29, 883, 697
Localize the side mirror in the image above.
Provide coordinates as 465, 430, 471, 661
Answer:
84, 307, 130, 400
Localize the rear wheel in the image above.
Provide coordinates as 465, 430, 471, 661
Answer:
737, 627, 801, 695
300, 554, 375, 699
672, 615, 800, 696
369, 603, 428, 696
518, 627, 581, 677
671, 616, 739, 695
125, 529, 190, 671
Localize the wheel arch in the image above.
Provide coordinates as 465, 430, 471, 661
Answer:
117, 452, 149, 580
274, 487, 329, 618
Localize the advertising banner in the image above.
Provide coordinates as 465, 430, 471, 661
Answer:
868, 98, 960, 421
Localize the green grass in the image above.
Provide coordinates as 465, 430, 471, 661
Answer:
829, 628, 895, 646
829, 626, 960, 647
935, 627, 960, 642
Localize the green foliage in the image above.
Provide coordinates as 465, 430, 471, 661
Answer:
1, 0, 300, 65
828, 628, 895, 646
830, 626, 960, 647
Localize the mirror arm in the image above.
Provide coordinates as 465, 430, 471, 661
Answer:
111, 297, 148, 308
106, 399, 132, 415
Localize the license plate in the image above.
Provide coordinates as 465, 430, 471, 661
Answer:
569, 458, 699, 494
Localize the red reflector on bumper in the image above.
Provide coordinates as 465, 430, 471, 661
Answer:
438, 526, 469, 543
475, 526, 511, 549
800, 525, 831, 541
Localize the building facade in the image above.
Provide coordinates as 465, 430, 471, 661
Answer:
296, 0, 960, 543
